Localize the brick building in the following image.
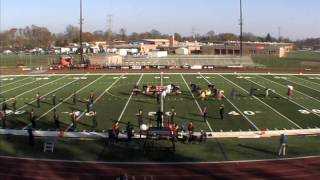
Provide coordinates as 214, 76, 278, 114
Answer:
201, 42, 294, 57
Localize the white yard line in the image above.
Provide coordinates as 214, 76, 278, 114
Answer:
199, 73, 260, 131
0, 79, 41, 95
23, 75, 106, 130
117, 74, 144, 122
0, 76, 67, 105
15, 77, 83, 111
0, 77, 32, 88
180, 74, 213, 132
247, 77, 320, 118
219, 74, 302, 129
259, 75, 320, 104
294, 76, 320, 86
64, 74, 126, 131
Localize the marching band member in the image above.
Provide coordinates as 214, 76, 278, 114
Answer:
287, 85, 294, 98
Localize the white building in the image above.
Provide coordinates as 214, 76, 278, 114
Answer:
3, 50, 13, 54
148, 51, 168, 57
175, 48, 189, 55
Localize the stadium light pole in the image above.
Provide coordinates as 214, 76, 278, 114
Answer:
80, 0, 84, 64
240, 0, 243, 57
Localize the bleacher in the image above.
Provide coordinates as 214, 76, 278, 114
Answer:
122, 55, 255, 67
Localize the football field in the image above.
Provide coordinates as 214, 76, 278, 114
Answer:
1, 73, 320, 134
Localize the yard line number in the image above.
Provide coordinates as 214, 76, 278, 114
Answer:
229, 109, 320, 116
298, 109, 320, 114
228, 110, 260, 116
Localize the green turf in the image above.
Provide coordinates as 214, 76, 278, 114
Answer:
0, 54, 82, 68
1, 51, 320, 69
1, 73, 320, 132
0, 54, 58, 68
253, 51, 320, 68
1, 73, 320, 162
0, 135, 319, 162
223, 74, 320, 129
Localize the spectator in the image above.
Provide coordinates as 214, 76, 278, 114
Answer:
278, 134, 288, 157
126, 122, 134, 141
27, 127, 34, 146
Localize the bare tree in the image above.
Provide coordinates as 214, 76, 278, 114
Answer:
150, 29, 161, 39
65, 25, 80, 43
119, 28, 127, 41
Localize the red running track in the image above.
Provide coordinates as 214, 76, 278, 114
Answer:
0, 156, 319, 180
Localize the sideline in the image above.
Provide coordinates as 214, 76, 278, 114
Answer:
0, 154, 319, 165
1, 72, 320, 77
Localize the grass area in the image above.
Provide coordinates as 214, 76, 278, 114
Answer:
0, 135, 319, 162
253, 51, 320, 68
0, 54, 82, 68
0, 73, 320, 162
1, 51, 320, 69
1, 73, 320, 132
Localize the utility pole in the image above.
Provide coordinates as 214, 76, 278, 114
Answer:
239, 0, 243, 57
278, 26, 281, 42
79, 0, 84, 64
106, 14, 113, 44
192, 26, 196, 40
107, 14, 113, 32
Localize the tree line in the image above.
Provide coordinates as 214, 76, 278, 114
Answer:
0, 24, 303, 52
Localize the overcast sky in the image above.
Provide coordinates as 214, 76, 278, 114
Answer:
1, 0, 320, 40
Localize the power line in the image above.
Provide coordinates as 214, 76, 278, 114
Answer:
192, 26, 196, 39
278, 26, 281, 41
